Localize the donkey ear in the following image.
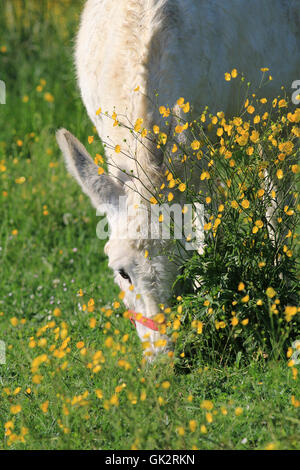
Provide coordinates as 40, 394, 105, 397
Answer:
56, 128, 125, 209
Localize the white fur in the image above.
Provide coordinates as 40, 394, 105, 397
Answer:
76, 0, 299, 181
57, 0, 299, 358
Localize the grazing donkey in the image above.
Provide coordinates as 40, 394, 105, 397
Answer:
57, 0, 299, 358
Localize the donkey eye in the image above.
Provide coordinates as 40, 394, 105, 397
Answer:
118, 269, 132, 283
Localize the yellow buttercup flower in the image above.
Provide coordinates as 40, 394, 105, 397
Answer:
10, 317, 18, 326
250, 130, 259, 143
276, 169, 283, 179
201, 400, 213, 410
41, 401, 49, 413
191, 140, 201, 150
257, 188, 265, 198
266, 287, 276, 299
278, 99, 287, 108
182, 102, 190, 113
10, 404, 22, 415
189, 420, 197, 432
255, 220, 264, 229
150, 196, 158, 204
200, 425, 207, 434
161, 381, 170, 389
159, 106, 170, 117
284, 306, 297, 322
175, 123, 188, 134
134, 118, 143, 132
241, 199, 250, 209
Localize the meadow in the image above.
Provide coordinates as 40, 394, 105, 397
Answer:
0, 0, 299, 450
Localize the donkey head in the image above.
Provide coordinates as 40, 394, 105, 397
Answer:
56, 129, 189, 359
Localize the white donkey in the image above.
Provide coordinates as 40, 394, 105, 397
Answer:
57, 0, 299, 358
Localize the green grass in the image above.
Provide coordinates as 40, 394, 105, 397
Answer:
0, 0, 299, 450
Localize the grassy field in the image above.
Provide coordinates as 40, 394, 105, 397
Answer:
0, 0, 299, 450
